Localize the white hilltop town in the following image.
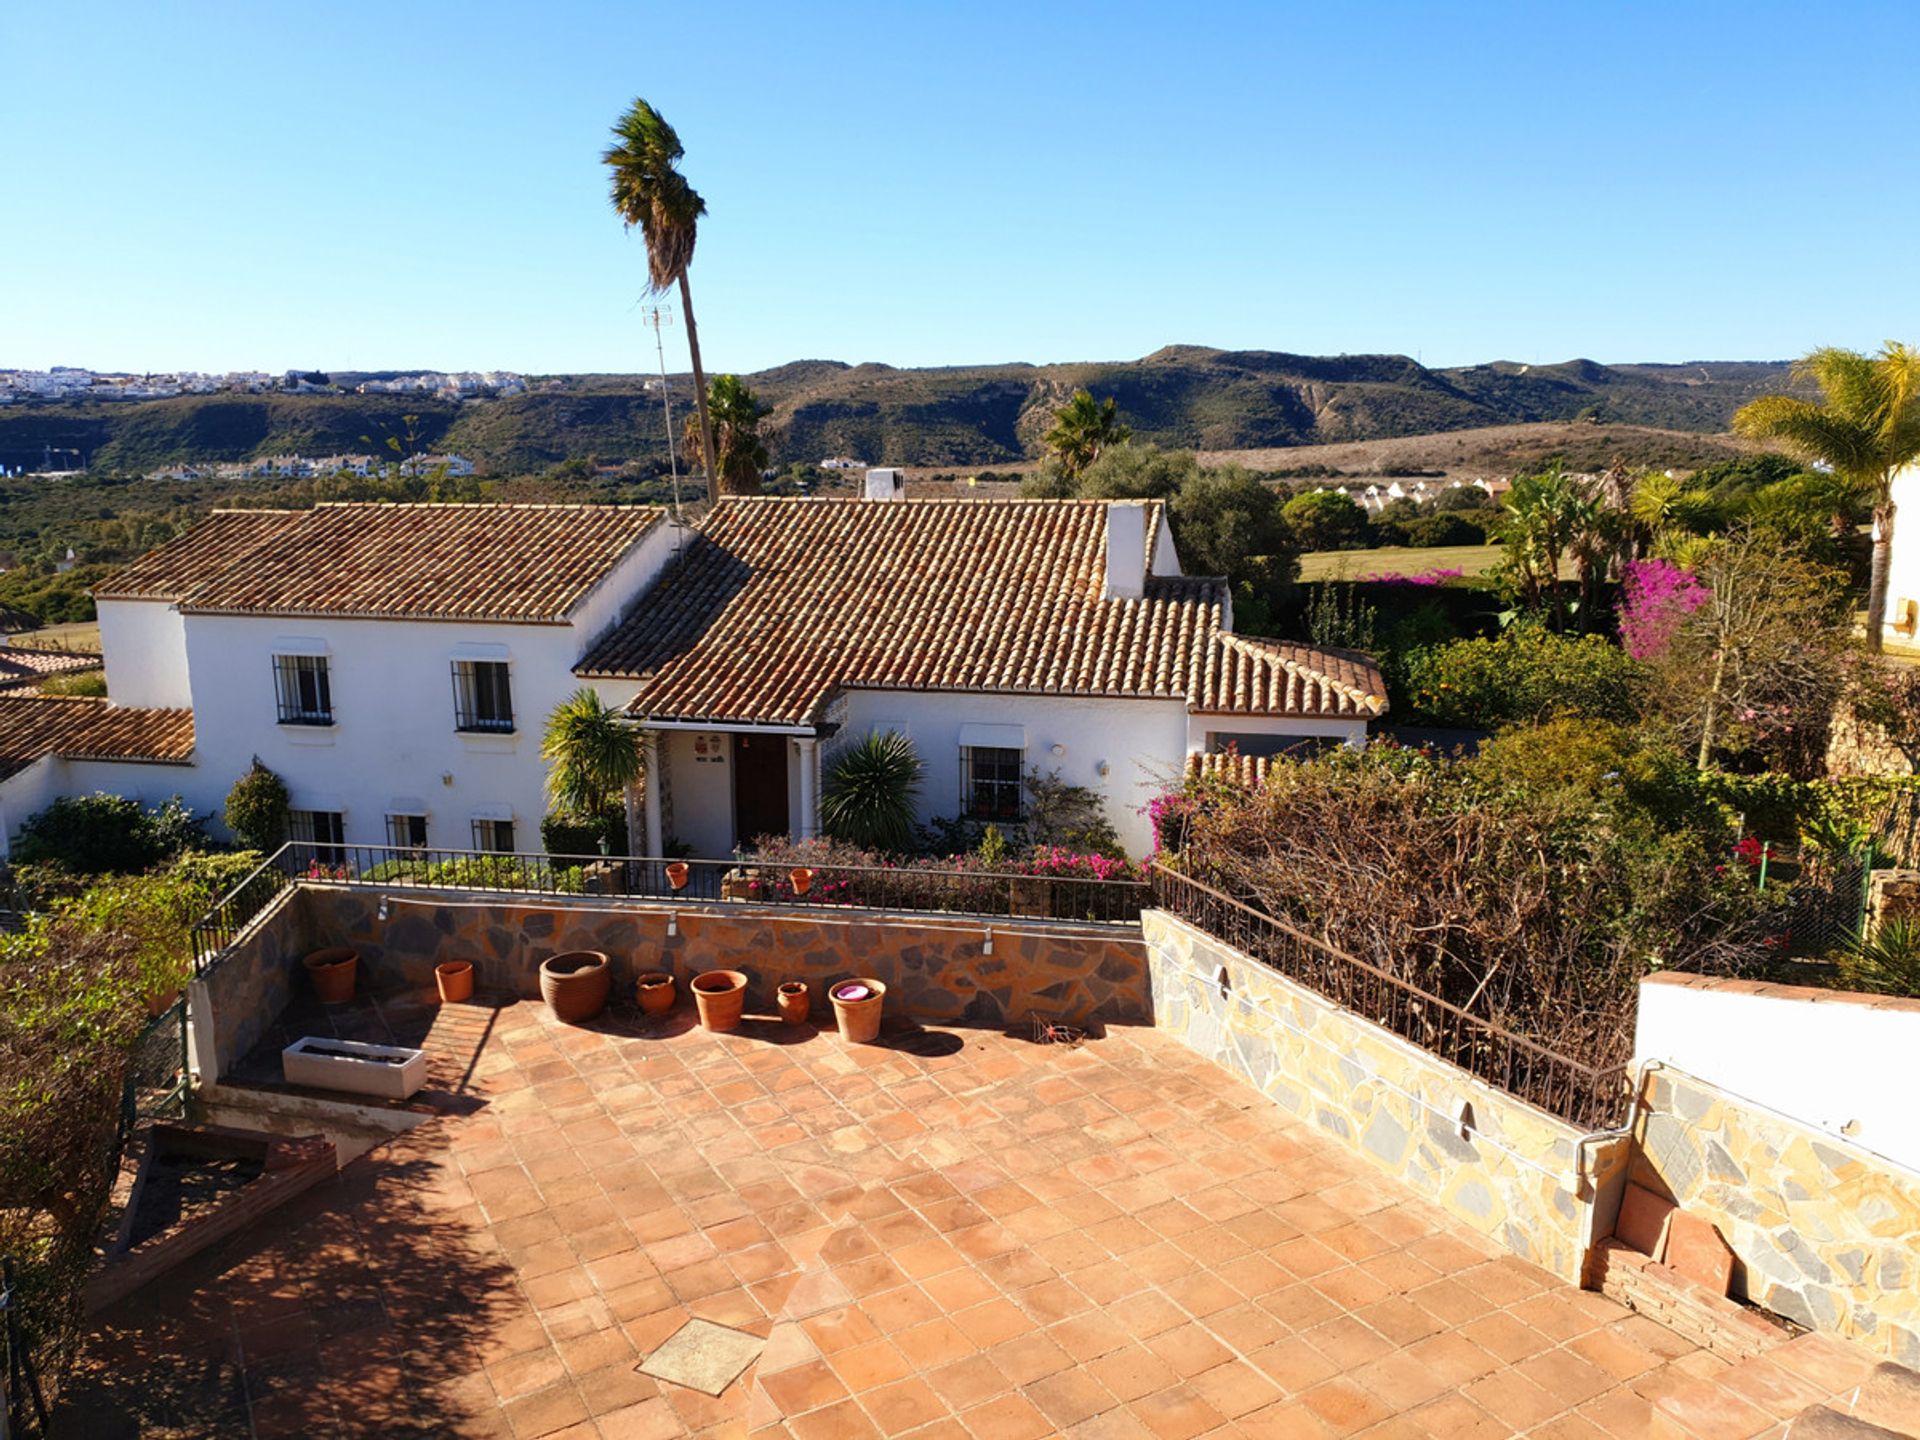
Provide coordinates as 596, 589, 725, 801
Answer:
0, 366, 527, 406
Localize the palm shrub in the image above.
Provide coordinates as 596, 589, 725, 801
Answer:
821, 730, 924, 853
541, 689, 646, 840
1840, 919, 1920, 997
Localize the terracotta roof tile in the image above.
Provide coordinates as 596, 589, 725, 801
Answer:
94, 503, 665, 623
0, 698, 194, 780
0, 648, 102, 693
580, 497, 1386, 725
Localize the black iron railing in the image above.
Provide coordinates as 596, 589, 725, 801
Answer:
190, 843, 1149, 974
1150, 864, 1629, 1130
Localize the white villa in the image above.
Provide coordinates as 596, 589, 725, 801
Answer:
0, 478, 1385, 859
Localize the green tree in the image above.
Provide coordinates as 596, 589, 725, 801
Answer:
604, 98, 718, 498
1280, 490, 1369, 551
541, 688, 647, 833
1041, 390, 1131, 480
684, 374, 769, 497
1169, 464, 1298, 593
1496, 463, 1615, 629
1734, 343, 1920, 652
820, 730, 924, 853
224, 759, 289, 850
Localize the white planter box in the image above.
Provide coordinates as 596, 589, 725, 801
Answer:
281, 1036, 429, 1100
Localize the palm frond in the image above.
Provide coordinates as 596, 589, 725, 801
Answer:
603, 97, 706, 293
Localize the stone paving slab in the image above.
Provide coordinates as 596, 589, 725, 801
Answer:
53, 991, 1881, 1437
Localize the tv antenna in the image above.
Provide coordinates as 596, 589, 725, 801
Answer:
640, 305, 683, 522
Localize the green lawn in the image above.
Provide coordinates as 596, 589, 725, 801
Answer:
1297, 543, 1507, 582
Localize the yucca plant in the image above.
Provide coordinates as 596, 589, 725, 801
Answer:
1839, 917, 1920, 998
821, 731, 924, 854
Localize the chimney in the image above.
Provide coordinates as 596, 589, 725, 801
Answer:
1104, 502, 1147, 600
862, 467, 905, 500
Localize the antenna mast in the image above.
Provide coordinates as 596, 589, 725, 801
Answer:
641, 305, 682, 521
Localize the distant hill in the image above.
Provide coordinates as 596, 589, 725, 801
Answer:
0, 349, 1803, 475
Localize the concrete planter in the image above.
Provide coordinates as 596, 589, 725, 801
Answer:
281, 1037, 429, 1100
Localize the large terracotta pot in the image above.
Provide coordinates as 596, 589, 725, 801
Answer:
666, 861, 690, 892
436, 960, 475, 1003
303, 947, 358, 1004
692, 970, 748, 1031
540, 950, 611, 1023
776, 981, 811, 1026
637, 970, 676, 1016
829, 977, 887, 1044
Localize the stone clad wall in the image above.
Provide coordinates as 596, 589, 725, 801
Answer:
1630, 1066, 1920, 1368
1142, 911, 1623, 1284
190, 888, 324, 1080
241, 884, 1149, 1033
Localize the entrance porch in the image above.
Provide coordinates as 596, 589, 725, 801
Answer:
636, 726, 823, 857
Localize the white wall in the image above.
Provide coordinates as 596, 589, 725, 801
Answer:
1188, 714, 1369, 754
840, 689, 1190, 855
180, 612, 597, 851
661, 729, 735, 856
1635, 974, 1920, 1174
569, 519, 686, 656
96, 598, 191, 707
0, 754, 214, 858
1884, 466, 1920, 646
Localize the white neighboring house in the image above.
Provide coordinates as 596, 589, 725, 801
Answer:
6, 503, 683, 859
2, 484, 1385, 861
1882, 465, 1920, 647
578, 485, 1385, 856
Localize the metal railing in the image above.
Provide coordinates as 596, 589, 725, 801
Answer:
1150, 864, 1629, 1130
190, 842, 1149, 973
120, 998, 190, 1143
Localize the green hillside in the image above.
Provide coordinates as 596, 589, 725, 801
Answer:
0, 348, 1803, 475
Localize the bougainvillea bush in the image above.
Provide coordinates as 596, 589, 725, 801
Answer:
1617, 557, 1710, 661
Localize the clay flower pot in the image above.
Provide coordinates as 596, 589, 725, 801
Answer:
829, 977, 887, 1044
789, 867, 815, 896
637, 970, 676, 1016
666, 861, 690, 891
776, 981, 811, 1025
540, 950, 611, 1024
303, 947, 358, 1005
691, 970, 748, 1032
436, 960, 475, 1004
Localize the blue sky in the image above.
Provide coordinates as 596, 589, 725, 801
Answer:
5, 1, 1916, 376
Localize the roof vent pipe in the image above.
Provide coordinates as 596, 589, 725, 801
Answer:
863, 467, 905, 500
1104, 502, 1147, 600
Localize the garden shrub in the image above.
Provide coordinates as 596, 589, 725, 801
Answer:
224, 759, 289, 850
1400, 624, 1643, 728
541, 811, 626, 858
11, 792, 205, 875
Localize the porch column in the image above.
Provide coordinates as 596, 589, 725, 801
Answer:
641, 732, 664, 855
796, 735, 820, 840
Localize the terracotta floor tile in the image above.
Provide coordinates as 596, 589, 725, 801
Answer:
759, 1359, 849, 1417
861, 1376, 946, 1436
1128, 1382, 1228, 1440
1297, 1377, 1393, 1437
959, 1392, 1054, 1440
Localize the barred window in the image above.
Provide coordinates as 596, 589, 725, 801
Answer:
471, 818, 516, 853
386, 814, 428, 849
961, 746, 1024, 823
289, 809, 345, 859
273, 654, 332, 725
451, 660, 513, 733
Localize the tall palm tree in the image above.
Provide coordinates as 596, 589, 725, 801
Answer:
683, 374, 768, 496
1042, 390, 1131, 480
1734, 343, 1920, 652
604, 99, 717, 497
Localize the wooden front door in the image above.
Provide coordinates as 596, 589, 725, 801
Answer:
732, 733, 790, 846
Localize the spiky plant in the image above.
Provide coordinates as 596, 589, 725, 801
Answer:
1734, 343, 1920, 652
683, 374, 769, 497
1839, 917, 1920, 997
1042, 390, 1131, 480
820, 731, 924, 854
541, 688, 646, 823
604, 98, 717, 496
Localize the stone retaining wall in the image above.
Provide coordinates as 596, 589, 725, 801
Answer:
201, 884, 1149, 1069
1142, 910, 1625, 1283
189, 887, 325, 1081
1630, 1065, 1920, 1368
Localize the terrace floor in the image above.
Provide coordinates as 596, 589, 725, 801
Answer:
61, 990, 1851, 1438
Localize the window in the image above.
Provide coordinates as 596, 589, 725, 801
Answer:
386, 814, 428, 850
451, 660, 513, 733
273, 654, 332, 725
289, 809, 345, 860
961, 746, 1024, 822
471, 817, 516, 853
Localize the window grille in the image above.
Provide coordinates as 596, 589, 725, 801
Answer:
451, 660, 513, 733
386, 814, 428, 849
289, 809, 345, 859
471, 818, 516, 853
961, 746, 1024, 823
273, 654, 332, 724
